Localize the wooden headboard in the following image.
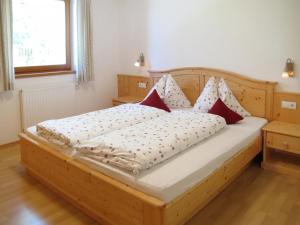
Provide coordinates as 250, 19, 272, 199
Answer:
273, 92, 300, 124
149, 67, 277, 121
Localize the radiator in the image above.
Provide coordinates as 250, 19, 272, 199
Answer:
20, 84, 77, 130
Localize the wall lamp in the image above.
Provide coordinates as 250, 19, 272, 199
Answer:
282, 58, 295, 78
134, 53, 145, 67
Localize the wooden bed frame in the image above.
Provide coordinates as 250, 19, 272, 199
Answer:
20, 67, 277, 225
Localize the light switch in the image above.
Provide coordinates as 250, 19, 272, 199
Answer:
138, 82, 147, 89
281, 101, 297, 110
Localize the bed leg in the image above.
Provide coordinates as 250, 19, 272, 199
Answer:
143, 203, 164, 225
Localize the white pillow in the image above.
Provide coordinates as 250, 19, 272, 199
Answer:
193, 77, 219, 113
145, 75, 167, 99
163, 75, 191, 108
218, 78, 251, 117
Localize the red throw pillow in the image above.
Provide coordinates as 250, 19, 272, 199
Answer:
208, 98, 243, 124
141, 89, 171, 112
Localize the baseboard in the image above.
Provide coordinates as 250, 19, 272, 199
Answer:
0, 140, 20, 149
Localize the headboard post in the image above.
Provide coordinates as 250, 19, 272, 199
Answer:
149, 67, 277, 121
265, 83, 276, 121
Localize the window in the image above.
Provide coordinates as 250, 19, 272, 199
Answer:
13, 0, 71, 77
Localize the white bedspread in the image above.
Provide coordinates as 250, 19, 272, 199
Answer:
75, 111, 226, 174
37, 104, 167, 146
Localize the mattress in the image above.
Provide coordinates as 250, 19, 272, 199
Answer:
26, 116, 267, 203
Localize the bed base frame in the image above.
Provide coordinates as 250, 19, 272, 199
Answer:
20, 133, 261, 225
20, 67, 277, 225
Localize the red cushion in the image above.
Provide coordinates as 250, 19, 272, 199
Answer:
141, 90, 171, 112
208, 98, 243, 124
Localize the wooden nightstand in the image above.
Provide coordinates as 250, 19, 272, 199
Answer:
112, 96, 144, 106
262, 121, 300, 178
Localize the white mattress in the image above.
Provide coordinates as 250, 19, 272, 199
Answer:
26, 116, 267, 203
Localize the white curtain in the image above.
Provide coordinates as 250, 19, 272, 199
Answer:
73, 0, 94, 84
0, 0, 14, 91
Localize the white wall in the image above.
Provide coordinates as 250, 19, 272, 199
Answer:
118, 0, 300, 91
0, 0, 120, 145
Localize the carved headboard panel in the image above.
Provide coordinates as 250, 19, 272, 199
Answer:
149, 67, 277, 121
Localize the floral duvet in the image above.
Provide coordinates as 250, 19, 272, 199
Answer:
36, 104, 167, 146
75, 111, 226, 175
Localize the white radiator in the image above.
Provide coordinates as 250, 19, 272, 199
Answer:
20, 84, 77, 130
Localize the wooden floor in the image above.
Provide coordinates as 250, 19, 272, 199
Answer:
1, 144, 300, 225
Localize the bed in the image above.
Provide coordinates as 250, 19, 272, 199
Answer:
20, 67, 277, 225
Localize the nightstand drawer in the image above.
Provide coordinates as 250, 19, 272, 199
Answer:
266, 133, 300, 154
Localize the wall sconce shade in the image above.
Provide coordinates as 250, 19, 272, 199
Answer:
134, 53, 145, 67
282, 58, 295, 78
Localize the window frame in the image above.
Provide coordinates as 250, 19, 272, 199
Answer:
14, 0, 72, 78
